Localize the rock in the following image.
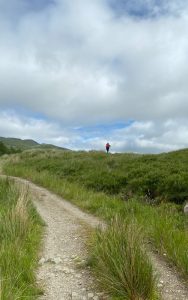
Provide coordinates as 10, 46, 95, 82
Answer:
88, 292, 94, 298
184, 203, 188, 214
51, 257, 62, 264
39, 257, 46, 265
160, 280, 164, 284
62, 267, 71, 274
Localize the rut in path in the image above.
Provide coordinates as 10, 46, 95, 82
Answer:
2, 175, 188, 300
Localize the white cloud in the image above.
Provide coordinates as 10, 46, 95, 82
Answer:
0, 1, 188, 152
0, 110, 74, 147
1, 110, 188, 153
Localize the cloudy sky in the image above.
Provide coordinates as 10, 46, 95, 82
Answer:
0, 0, 188, 153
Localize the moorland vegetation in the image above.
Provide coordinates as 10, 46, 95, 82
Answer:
2, 148, 188, 299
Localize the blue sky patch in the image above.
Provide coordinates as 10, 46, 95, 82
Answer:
75, 120, 134, 140
108, 0, 168, 19
26, 0, 55, 11
1, 105, 48, 121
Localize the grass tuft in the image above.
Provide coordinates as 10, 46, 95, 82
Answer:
90, 217, 158, 300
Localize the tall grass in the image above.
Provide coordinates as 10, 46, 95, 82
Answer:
2, 150, 188, 296
121, 200, 188, 278
3, 155, 188, 279
6, 148, 188, 204
0, 178, 43, 298
90, 218, 158, 300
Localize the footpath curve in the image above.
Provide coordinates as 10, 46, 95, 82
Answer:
1, 175, 188, 300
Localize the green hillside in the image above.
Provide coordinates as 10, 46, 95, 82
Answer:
0, 137, 68, 151
6, 148, 188, 204
3, 148, 188, 297
0, 137, 39, 150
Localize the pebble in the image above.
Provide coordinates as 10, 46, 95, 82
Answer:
52, 257, 62, 264
71, 292, 78, 298
39, 257, 46, 265
160, 280, 164, 284
88, 292, 94, 298
62, 267, 71, 274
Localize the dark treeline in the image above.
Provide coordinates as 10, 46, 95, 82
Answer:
0, 141, 21, 156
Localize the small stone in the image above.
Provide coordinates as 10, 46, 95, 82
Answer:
62, 267, 70, 274
52, 257, 62, 264
72, 292, 78, 298
39, 257, 46, 265
184, 203, 188, 214
159, 280, 164, 284
93, 296, 99, 300
88, 292, 94, 298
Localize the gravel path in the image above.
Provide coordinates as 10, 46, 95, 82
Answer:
1, 175, 188, 300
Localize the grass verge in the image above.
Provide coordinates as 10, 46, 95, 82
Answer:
0, 178, 43, 299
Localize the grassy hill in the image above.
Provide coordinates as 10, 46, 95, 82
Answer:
0, 137, 69, 151
5, 148, 188, 204
0, 137, 39, 150
2, 148, 188, 298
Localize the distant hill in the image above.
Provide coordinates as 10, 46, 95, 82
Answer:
0, 137, 69, 151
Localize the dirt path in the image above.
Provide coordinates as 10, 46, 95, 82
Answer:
1, 175, 188, 300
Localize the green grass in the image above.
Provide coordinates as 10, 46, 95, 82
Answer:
4, 148, 188, 203
2, 149, 188, 297
0, 178, 43, 299
90, 218, 158, 300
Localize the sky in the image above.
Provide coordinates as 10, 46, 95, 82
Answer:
0, 0, 188, 153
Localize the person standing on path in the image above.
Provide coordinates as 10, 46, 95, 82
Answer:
105, 142, 111, 153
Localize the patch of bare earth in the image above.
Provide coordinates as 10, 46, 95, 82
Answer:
1, 175, 188, 300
